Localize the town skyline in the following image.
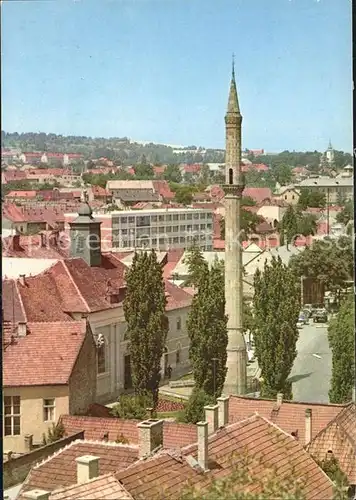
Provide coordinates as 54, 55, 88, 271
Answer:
2, 0, 352, 152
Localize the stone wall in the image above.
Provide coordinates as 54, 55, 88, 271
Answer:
69, 325, 97, 415
4, 431, 84, 489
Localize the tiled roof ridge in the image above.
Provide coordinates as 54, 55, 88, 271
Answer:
60, 260, 91, 312
14, 279, 28, 323
33, 438, 139, 470
256, 413, 307, 441
50, 472, 118, 496
60, 413, 142, 424
230, 394, 350, 408
181, 413, 259, 454
33, 439, 79, 470
306, 402, 356, 449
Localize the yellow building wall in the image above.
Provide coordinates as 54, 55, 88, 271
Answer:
3, 385, 69, 454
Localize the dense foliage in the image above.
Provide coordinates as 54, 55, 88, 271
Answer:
289, 237, 354, 301
328, 295, 355, 404
253, 256, 300, 398
179, 452, 307, 500
123, 250, 168, 407
187, 260, 228, 398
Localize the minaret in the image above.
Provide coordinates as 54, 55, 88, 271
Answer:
223, 57, 247, 396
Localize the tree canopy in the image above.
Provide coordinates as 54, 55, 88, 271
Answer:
187, 259, 228, 399
253, 256, 300, 398
123, 250, 168, 406
289, 237, 353, 300
328, 295, 355, 404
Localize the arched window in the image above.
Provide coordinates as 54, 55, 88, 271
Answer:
229, 168, 233, 185
176, 343, 181, 365
95, 333, 107, 374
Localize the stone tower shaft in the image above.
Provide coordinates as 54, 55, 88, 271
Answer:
223, 60, 247, 396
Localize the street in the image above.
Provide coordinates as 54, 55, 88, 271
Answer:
290, 322, 332, 403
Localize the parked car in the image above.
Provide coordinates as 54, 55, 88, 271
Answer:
313, 309, 328, 323
297, 319, 304, 329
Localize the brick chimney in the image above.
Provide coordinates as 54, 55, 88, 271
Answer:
305, 408, 312, 445
24, 434, 33, 452
23, 490, 50, 500
216, 395, 229, 428
12, 234, 21, 251
137, 419, 163, 458
40, 232, 46, 247
204, 404, 219, 434
17, 322, 27, 337
276, 393, 283, 407
197, 421, 209, 471
76, 455, 100, 484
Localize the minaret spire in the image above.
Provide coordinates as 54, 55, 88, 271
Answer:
227, 54, 240, 114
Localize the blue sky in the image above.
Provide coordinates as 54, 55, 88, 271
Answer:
2, 0, 352, 152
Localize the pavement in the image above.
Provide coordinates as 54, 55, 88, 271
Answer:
289, 321, 331, 403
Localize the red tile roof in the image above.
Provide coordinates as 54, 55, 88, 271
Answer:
183, 164, 201, 173
2, 233, 69, 259
6, 190, 37, 199
164, 280, 193, 311
2, 170, 27, 182
5, 253, 192, 322
19, 441, 139, 496
229, 395, 347, 445
306, 403, 356, 483
116, 414, 334, 500
3, 320, 89, 387
92, 185, 109, 197
60, 415, 197, 449
152, 180, 175, 200
243, 187, 272, 204
50, 474, 133, 500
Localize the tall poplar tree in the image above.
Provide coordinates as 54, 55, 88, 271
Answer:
279, 205, 298, 247
328, 295, 355, 403
253, 256, 300, 398
183, 242, 208, 287
187, 259, 228, 398
123, 250, 168, 407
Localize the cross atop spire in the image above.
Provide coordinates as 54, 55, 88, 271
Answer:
227, 55, 240, 114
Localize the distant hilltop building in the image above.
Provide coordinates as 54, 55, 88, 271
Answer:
320, 140, 335, 167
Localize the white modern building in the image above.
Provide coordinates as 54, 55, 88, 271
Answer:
111, 207, 214, 251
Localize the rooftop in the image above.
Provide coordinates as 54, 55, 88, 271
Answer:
19, 440, 139, 497
115, 414, 334, 500
3, 320, 90, 387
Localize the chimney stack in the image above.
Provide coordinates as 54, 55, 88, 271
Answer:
76, 455, 100, 484
40, 232, 46, 248
216, 395, 230, 428
19, 274, 26, 286
12, 234, 21, 251
24, 434, 33, 453
17, 322, 27, 337
305, 408, 312, 445
204, 405, 219, 434
137, 419, 163, 458
276, 393, 283, 407
23, 490, 50, 500
197, 421, 209, 471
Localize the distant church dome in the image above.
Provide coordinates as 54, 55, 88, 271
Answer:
77, 202, 93, 217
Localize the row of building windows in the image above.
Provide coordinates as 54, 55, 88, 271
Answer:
116, 212, 212, 225
113, 223, 213, 234
4, 396, 55, 436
